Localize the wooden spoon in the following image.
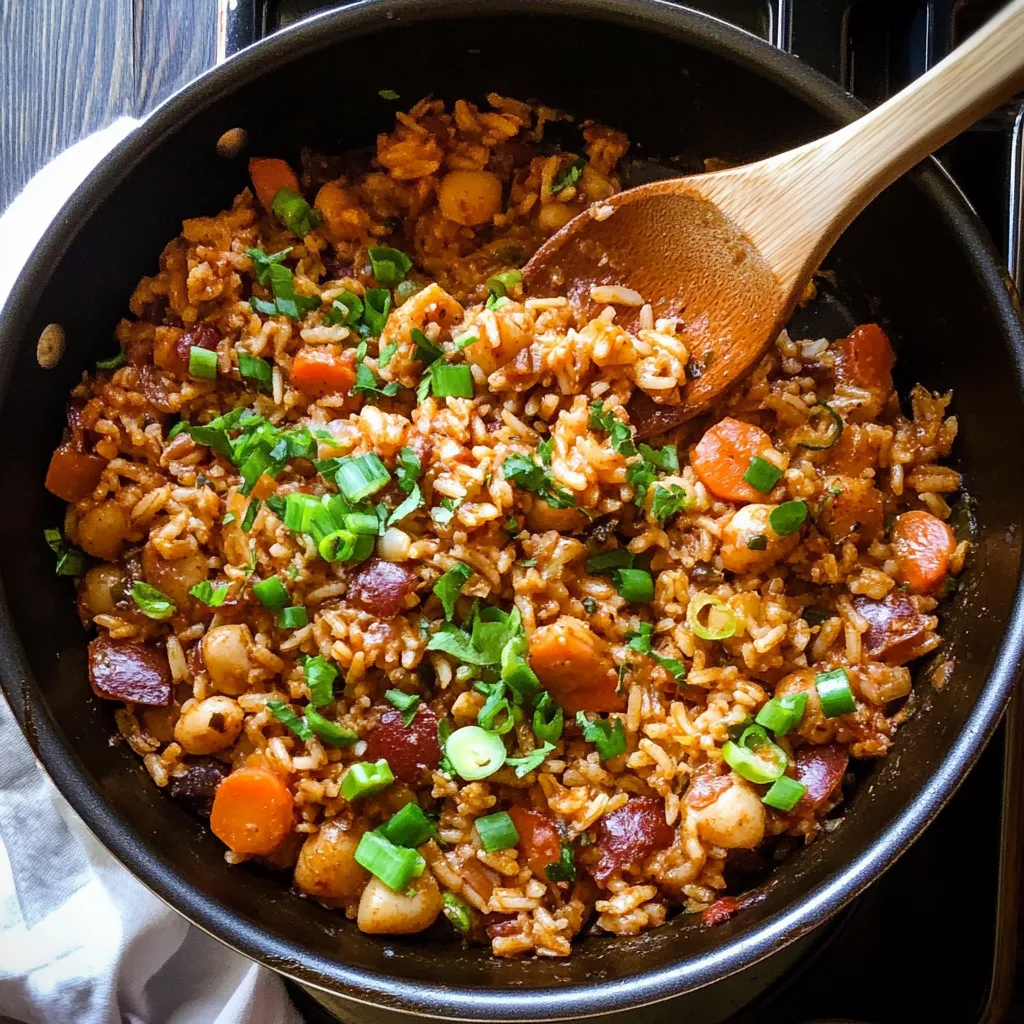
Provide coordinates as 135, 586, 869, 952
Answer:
523, 0, 1024, 435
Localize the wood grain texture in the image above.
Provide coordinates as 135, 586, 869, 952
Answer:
0, 0, 219, 212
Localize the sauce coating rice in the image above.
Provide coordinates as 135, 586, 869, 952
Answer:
46, 94, 965, 956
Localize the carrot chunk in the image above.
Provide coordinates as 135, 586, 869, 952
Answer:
833, 323, 895, 392
507, 805, 561, 878
690, 417, 773, 503
891, 510, 956, 593
45, 443, 106, 502
528, 616, 622, 713
210, 766, 294, 855
290, 347, 356, 396
248, 157, 300, 211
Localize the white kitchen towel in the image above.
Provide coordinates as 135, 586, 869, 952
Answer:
0, 120, 303, 1024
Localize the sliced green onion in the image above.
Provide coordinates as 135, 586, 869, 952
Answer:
253, 575, 288, 609
362, 288, 392, 336
368, 246, 413, 286
354, 830, 424, 890
442, 891, 472, 933
475, 811, 519, 853
305, 706, 357, 746
742, 455, 782, 493
271, 187, 322, 237
746, 534, 768, 551
335, 452, 390, 501
326, 291, 363, 327
434, 561, 472, 620
770, 500, 808, 536
721, 724, 788, 784
454, 332, 478, 351
797, 403, 844, 451
283, 492, 317, 531
130, 582, 176, 620
240, 498, 262, 532
344, 511, 382, 535
238, 351, 273, 390
485, 269, 522, 307
267, 699, 312, 741
815, 668, 856, 717
318, 529, 357, 563
612, 568, 654, 603
341, 759, 395, 800
96, 344, 127, 370
754, 693, 807, 736
431, 363, 474, 399
762, 775, 807, 811
585, 549, 634, 574
445, 726, 506, 781
687, 592, 737, 641
475, 681, 514, 735
277, 605, 308, 629
303, 655, 338, 707
532, 691, 564, 744
380, 802, 435, 848
385, 688, 420, 727
188, 346, 218, 379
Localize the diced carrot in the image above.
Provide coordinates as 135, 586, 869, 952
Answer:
507, 805, 561, 878
45, 443, 106, 502
210, 766, 294, 855
690, 417, 773, 503
833, 323, 895, 392
891, 510, 956, 593
248, 157, 300, 211
528, 616, 622, 713
289, 347, 356, 396
250, 474, 279, 501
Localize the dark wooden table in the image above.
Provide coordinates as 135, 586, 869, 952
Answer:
1, 0, 218, 212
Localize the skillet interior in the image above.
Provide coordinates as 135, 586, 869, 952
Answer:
1, 0, 1022, 1017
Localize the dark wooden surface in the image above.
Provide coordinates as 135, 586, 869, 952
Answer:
0, 0, 219, 212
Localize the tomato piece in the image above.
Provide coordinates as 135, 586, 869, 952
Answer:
210, 766, 294, 855
891, 510, 956, 593
290, 347, 356, 396
248, 157, 300, 211
690, 417, 774, 503
528, 616, 622, 713
45, 443, 106, 502
833, 323, 895, 392
507, 805, 561, 878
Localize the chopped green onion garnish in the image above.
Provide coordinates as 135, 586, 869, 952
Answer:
475, 681, 514, 735
341, 759, 395, 800
252, 575, 288, 609
368, 246, 413, 287
189, 580, 230, 607
130, 582, 176, 620
189, 346, 218, 379
770, 500, 808, 536
267, 698, 312, 741
754, 693, 807, 736
354, 830, 424, 890
576, 712, 626, 761
271, 187, 322, 237
797, 402, 844, 451
485, 269, 522, 307
434, 561, 472, 620
318, 528, 357, 563
241, 498, 262, 532
96, 344, 127, 370
815, 668, 856, 717
325, 291, 363, 327
475, 811, 519, 853
442, 891, 472, 933
385, 688, 420, 727
762, 775, 807, 811
238, 351, 273, 390
395, 446, 421, 493
277, 605, 308, 629
612, 568, 654, 603
532, 691, 564, 744
335, 452, 390, 501
444, 726, 506, 781
305, 706, 357, 746
687, 592, 737, 641
721, 724, 788, 784
303, 655, 338, 707
454, 331, 478, 351
380, 801, 435, 848
431, 363, 474, 399
387, 483, 423, 527
362, 288, 392, 336
742, 455, 782, 493
585, 549, 634, 574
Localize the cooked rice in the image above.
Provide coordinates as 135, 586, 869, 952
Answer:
46, 94, 964, 958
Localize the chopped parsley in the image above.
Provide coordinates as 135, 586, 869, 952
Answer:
433, 562, 473, 620
589, 401, 637, 456
575, 711, 626, 761
551, 159, 585, 195
501, 451, 577, 510
505, 741, 555, 778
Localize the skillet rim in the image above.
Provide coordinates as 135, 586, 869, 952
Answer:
1, 0, 1023, 1018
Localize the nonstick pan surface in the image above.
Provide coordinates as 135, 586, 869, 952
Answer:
1, 1, 1023, 1019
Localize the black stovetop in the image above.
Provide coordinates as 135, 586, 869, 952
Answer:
225, 2, 1024, 1021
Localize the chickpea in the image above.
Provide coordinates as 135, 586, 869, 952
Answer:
525, 501, 588, 534
773, 668, 838, 744
294, 821, 369, 906
142, 542, 209, 608
719, 504, 800, 574
173, 695, 243, 755
537, 203, 574, 233
77, 501, 128, 561
202, 624, 254, 695
80, 563, 127, 616
378, 527, 411, 562
579, 164, 615, 201
357, 871, 443, 935
438, 170, 503, 227
692, 775, 766, 849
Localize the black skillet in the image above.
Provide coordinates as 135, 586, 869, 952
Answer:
1, 1, 1023, 1020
